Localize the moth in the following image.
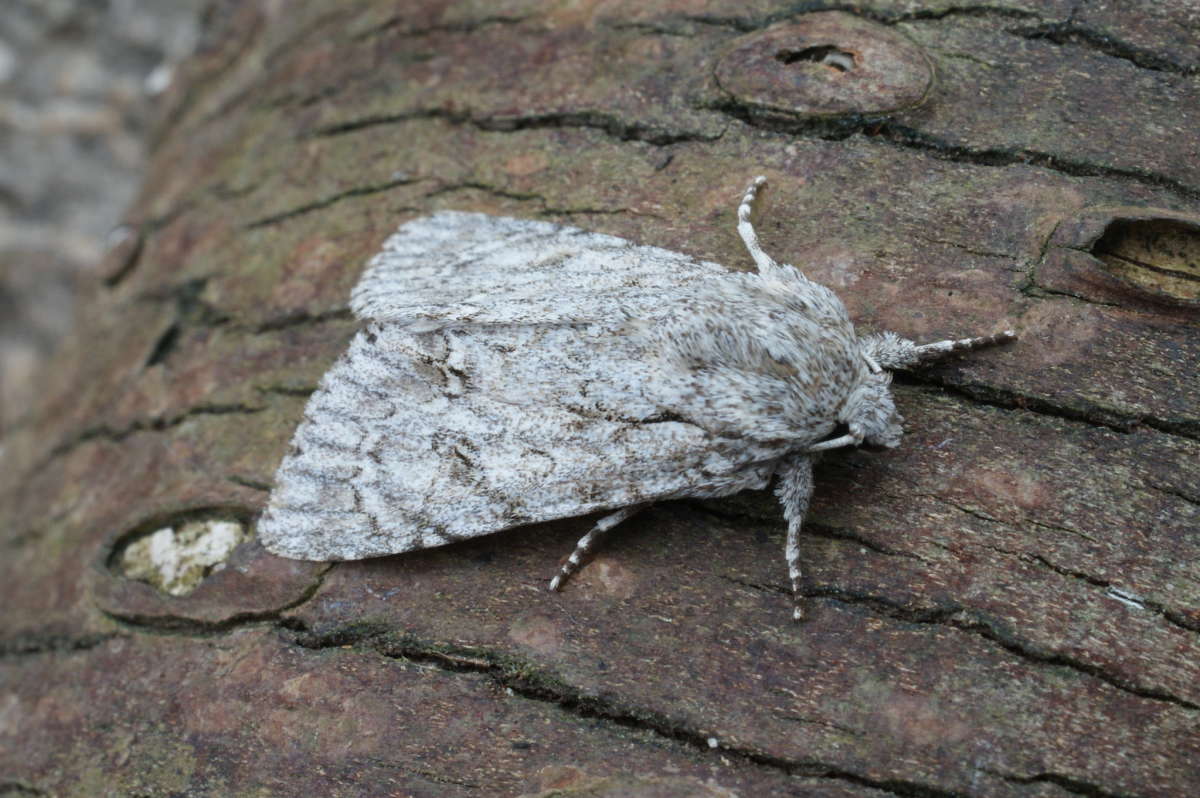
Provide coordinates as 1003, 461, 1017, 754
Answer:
259, 176, 1014, 620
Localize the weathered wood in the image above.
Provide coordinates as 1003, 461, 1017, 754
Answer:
2, 1, 1197, 796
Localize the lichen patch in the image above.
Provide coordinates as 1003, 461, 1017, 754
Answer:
120, 518, 250, 596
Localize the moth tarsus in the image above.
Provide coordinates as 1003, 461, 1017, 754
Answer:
259, 175, 1015, 623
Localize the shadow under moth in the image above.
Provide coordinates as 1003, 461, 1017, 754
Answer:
259, 176, 1014, 620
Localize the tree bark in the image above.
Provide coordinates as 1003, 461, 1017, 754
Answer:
2, 1, 1198, 796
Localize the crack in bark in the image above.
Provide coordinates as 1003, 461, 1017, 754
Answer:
890, 5, 1042, 23
1163, 608, 1200, 635
0, 632, 124, 660
891, 480, 1197, 639
14, 317, 343, 483
44, 552, 1191, 791
356, 759, 484, 790
422, 180, 544, 204
1145, 480, 1200, 509
423, 179, 667, 221
477, 109, 724, 147
541, 205, 667, 221
714, 88, 1200, 200
686, 500, 925, 562
896, 373, 1200, 442
1023, 516, 1101, 545
245, 173, 653, 227
0, 781, 48, 796
248, 307, 354, 334
712, 485, 1199, 705
1022, 283, 1123, 309
805, 521, 929, 561
258, 9, 355, 70
353, 13, 531, 41
720, 573, 791, 597
11, 310, 346, 486
770, 709, 865, 738
609, 4, 1041, 36
255, 384, 319, 398
147, 4, 268, 154
886, 474, 1105, 549
226, 474, 271, 492
909, 233, 1016, 261
5, 401, 275, 506
311, 106, 724, 147
244, 178, 422, 228
602, 20, 712, 38
138, 278, 233, 367
256, 384, 318, 399
872, 123, 1200, 201
277, 621, 976, 798
309, 107, 466, 136
101, 564, 334, 636
246, 9, 1196, 227
1017, 547, 1200, 637
289, 96, 1197, 221
986, 767, 1139, 798
808, 587, 1199, 711
707, 546, 1198, 714
44, 403, 267, 464
1006, 21, 1198, 76
713, 102, 1200, 203
665, 1, 1192, 81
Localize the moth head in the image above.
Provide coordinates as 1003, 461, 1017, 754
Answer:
841, 371, 903, 450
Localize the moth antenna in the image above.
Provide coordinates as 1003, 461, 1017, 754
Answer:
549, 506, 642, 592
737, 176, 783, 277
915, 330, 1016, 364
862, 329, 1016, 370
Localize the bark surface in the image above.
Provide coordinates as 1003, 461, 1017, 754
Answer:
2, 2, 1198, 796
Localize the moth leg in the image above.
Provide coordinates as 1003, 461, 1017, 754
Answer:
737, 175, 782, 276
775, 455, 816, 621
548, 506, 642, 591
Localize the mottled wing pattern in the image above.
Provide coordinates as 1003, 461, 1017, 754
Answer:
350, 211, 728, 327
257, 321, 786, 561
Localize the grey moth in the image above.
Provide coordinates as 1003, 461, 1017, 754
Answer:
258, 177, 1014, 619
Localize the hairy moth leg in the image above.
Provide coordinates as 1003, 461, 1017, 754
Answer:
775, 455, 816, 621
549, 506, 643, 591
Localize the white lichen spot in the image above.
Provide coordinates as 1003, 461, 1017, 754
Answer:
1104, 586, 1146, 610
121, 518, 249, 595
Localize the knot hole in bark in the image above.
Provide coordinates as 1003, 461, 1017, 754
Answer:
775, 44, 856, 72
1092, 218, 1200, 302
